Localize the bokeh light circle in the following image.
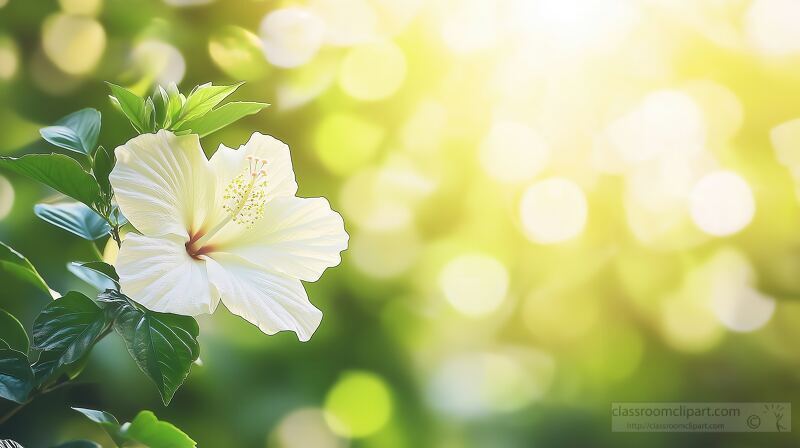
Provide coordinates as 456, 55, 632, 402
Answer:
519, 178, 588, 244
439, 254, 509, 317
314, 113, 384, 176
131, 40, 185, 85
0, 175, 14, 220
42, 13, 106, 76
689, 171, 755, 237
746, 0, 800, 56
270, 408, 345, 448
338, 40, 406, 101
0, 37, 18, 81
260, 7, 326, 68
324, 371, 393, 438
208, 26, 268, 80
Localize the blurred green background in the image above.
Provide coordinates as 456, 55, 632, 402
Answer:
3, 0, 800, 446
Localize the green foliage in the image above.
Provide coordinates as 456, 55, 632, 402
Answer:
0, 308, 29, 354
0, 241, 51, 296
0, 154, 100, 208
39, 109, 102, 156
34, 202, 111, 241
107, 81, 268, 137
31, 292, 112, 387
67, 261, 119, 290
100, 290, 200, 405
175, 101, 269, 138
0, 342, 34, 403
71, 407, 127, 447
92, 146, 115, 199
73, 408, 196, 448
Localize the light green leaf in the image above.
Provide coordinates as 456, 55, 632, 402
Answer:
93, 145, 115, 198
175, 82, 244, 125
73, 408, 196, 448
176, 101, 269, 137
100, 290, 199, 405
0, 344, 33, 403
0, 308, 29, 353
0, 241, 50, 295
72, 407, 127, 447
34, 202, 110, 240
123, 410, 196, 448
40, 108, 101, 155
165, 82, 185, 127
0, 153, 100, 207
107, 82, 146, 133
153, 85, 170, 129
52, 440, 102, 448
67, 261, 118, 291
31, 292, 111, 387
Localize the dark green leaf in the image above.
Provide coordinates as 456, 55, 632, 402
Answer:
93, 145, 115, 197
0, 308, 29, 353
0, 154, 100, 207
0, 344, 33, 403
52, 440, 102, 448
34, 202, 110, 240
40, 108, 101, 155
72, 407, 127, 447
107, 82, 146, 133
0, 241, 51, 296
32, 348, 89, 387
67, 261, 118, 291
176, 101, 269, 137
175, 82, 244, 125
31, 292, 111, 386
123, 410, 196, 448
101, 290, 199, 405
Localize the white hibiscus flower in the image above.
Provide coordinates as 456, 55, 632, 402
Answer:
109, 130, 348, 341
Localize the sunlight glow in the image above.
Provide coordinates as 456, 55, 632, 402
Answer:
520, 178, 588, 244
479, 120, 550, 183
689, 171, 755, 237
439, 254, 509, 317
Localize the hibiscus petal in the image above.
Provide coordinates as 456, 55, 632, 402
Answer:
209, 132, 298, 202
205, 254, 322, 341
213, 196, 348, 281
116, 233, 219, 315
111, 130, 216, 238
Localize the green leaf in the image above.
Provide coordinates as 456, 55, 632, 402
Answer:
73, 408, 196, 448
32, 349, 89, 387
31, 292, 111, 387
0, 153, 100, 207
52, 441, 102, 448
40, 108, 101, 155
165, 83, 185, 127
0, 308, 29, 353
153, 85, 170, 129
175, 82, 244, 125
100, 290, 199, 405
176, 101, 269, 137
0, 241, 51, 296
93, 145, 115, 198
107, 82, 146, 133
67, 261, 119, 290
0, 344, 33, 403
123, 410, 196, 447
34, 202, 110, 240
71, 407, 127, 447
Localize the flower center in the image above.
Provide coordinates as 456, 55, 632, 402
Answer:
187, 156, 269, 256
